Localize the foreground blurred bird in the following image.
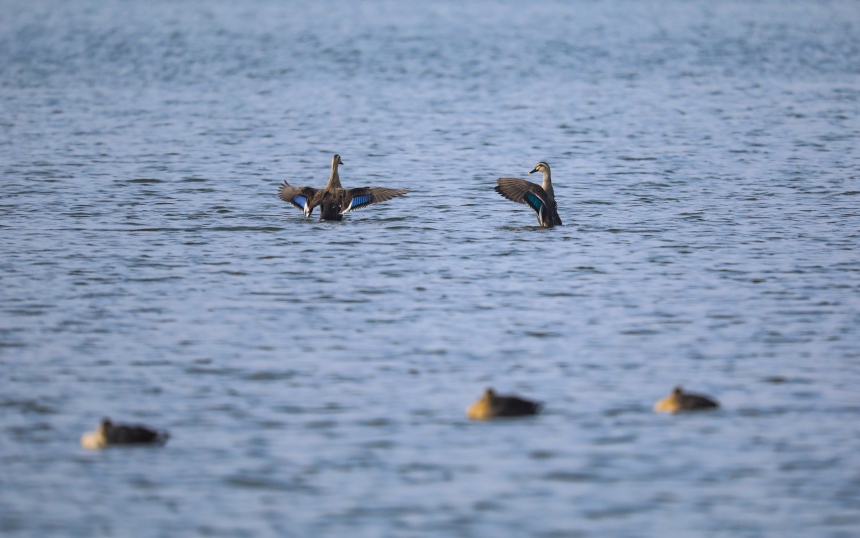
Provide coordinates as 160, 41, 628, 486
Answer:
466, 388, 542, 420
279, 154, 408, 221
495, 161, 562, 227
80, 418, 169, 449
653, 386, 719, 414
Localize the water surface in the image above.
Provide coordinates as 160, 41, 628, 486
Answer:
1, 1, 859, 536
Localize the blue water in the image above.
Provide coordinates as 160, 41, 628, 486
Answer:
2, 1, 859, 536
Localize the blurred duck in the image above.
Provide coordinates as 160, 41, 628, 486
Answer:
495, 161, 563, 227
81, 418, 169, 450
467, 388, 542, 420
653, 387, 719, 414
279, 154, 408, 221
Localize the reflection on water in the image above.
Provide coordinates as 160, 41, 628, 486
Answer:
2, 0, 860, 536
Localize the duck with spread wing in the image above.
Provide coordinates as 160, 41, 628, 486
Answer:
279, 154, 408, 221
495, 161, 563, 227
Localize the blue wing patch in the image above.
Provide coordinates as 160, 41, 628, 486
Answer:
524, 192, 544, 213
351, 194, 373, 209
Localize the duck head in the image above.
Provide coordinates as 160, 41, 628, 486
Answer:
466, 388, 496, 420
529, 161, 550, 175
653, 386, 683, 413
80, 418, 112, 449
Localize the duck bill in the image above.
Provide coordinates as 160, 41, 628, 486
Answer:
528, 168, 538, 174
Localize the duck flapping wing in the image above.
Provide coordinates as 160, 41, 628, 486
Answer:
495, 178, 549, 214
279, 181, 319, 217
341, 187, 408, 214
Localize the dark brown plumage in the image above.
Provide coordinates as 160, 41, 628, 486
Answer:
311, 185, 409, 220
467, 388, 542, 420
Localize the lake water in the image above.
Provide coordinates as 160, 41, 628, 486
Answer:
2, 1, 859, 536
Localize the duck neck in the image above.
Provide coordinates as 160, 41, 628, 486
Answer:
540, 170, 554, 198
326, 161, 342, 189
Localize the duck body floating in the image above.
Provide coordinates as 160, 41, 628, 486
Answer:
467, 388, 542, 420
495, 161, 563, 227
654, 387, 719, 414
279, 154, 408, 221
80, 418, 170, 449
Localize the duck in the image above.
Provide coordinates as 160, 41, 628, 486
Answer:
495, 161, 563, 227
653, 386, 719, 414
466, 388, 542, 420
80, 418, 170, 449
279, 154, 408, 221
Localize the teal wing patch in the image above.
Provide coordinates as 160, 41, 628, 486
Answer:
524, 192, 545, 213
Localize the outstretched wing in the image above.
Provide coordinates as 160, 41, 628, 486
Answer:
495, 178, 549, 218
341, 187, 408, 214
278, 181, 318, 217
